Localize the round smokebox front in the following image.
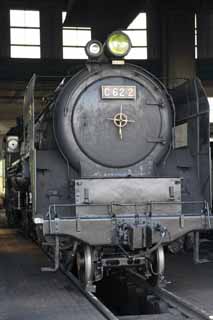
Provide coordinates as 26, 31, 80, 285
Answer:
72, 76, 164, 168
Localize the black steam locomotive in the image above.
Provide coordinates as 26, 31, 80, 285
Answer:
4, 31, 212, 290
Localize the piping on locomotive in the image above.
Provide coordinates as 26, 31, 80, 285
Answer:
3, 31, 212, 291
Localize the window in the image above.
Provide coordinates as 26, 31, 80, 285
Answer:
124, 13, 147, 60
208, 97, 213, 142
0, 160, 5, 196
208, 98, 213, 123
10, 10, 40, 58
62, 12, 91, 59
195, 14, 198, 59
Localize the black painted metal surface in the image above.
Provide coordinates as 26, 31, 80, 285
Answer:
54, 64, 172, 172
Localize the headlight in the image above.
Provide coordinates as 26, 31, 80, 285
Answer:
85, 40, 103, 58
106, 31, 131, 57
6, 136, 19, 153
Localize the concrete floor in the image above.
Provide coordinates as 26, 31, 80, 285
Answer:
166, 249, 213, 316
0, 228, 105, 320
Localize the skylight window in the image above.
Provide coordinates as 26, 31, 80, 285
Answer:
62, 12, 91, 59
124, 13, 148, 60
10, 10, 40, 58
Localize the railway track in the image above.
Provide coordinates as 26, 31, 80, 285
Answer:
1, 225, 204, 320
40, 242, 118, 320
60, 266, 118, 320
0, 228, 114, 320
127, 269, 213, 320
48, 248, 213, 320
1, 227, 212, 320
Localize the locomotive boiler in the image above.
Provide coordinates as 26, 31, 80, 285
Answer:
4, 31, 212, 290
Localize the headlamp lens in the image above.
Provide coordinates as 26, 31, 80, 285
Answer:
85, 40, 103, 58
107, 32, 131, 57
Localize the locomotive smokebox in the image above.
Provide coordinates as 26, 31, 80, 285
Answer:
53, 64, 172, 176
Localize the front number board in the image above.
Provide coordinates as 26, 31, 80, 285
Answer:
101, 85, 136, 99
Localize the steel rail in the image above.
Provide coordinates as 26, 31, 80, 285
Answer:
41, 243, 118, 320
155, 287, 212, 320
60, 265, 119, 320
36, 233, 213, 320
128, 269, 213, 320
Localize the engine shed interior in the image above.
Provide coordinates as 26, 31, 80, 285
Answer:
1, 0, 213, 319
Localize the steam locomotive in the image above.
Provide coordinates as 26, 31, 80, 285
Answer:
4, 31, 212, 291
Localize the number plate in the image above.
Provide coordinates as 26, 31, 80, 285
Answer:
101, 85, 136, 99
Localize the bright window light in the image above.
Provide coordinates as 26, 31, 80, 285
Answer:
62, 12, 91, 59
0, 160, 5, 195
124, 13, 148, 60
195, 14, 198, 59
10, 10, 40, 27
208, 97, 213, 123
10, 10, 40, 59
